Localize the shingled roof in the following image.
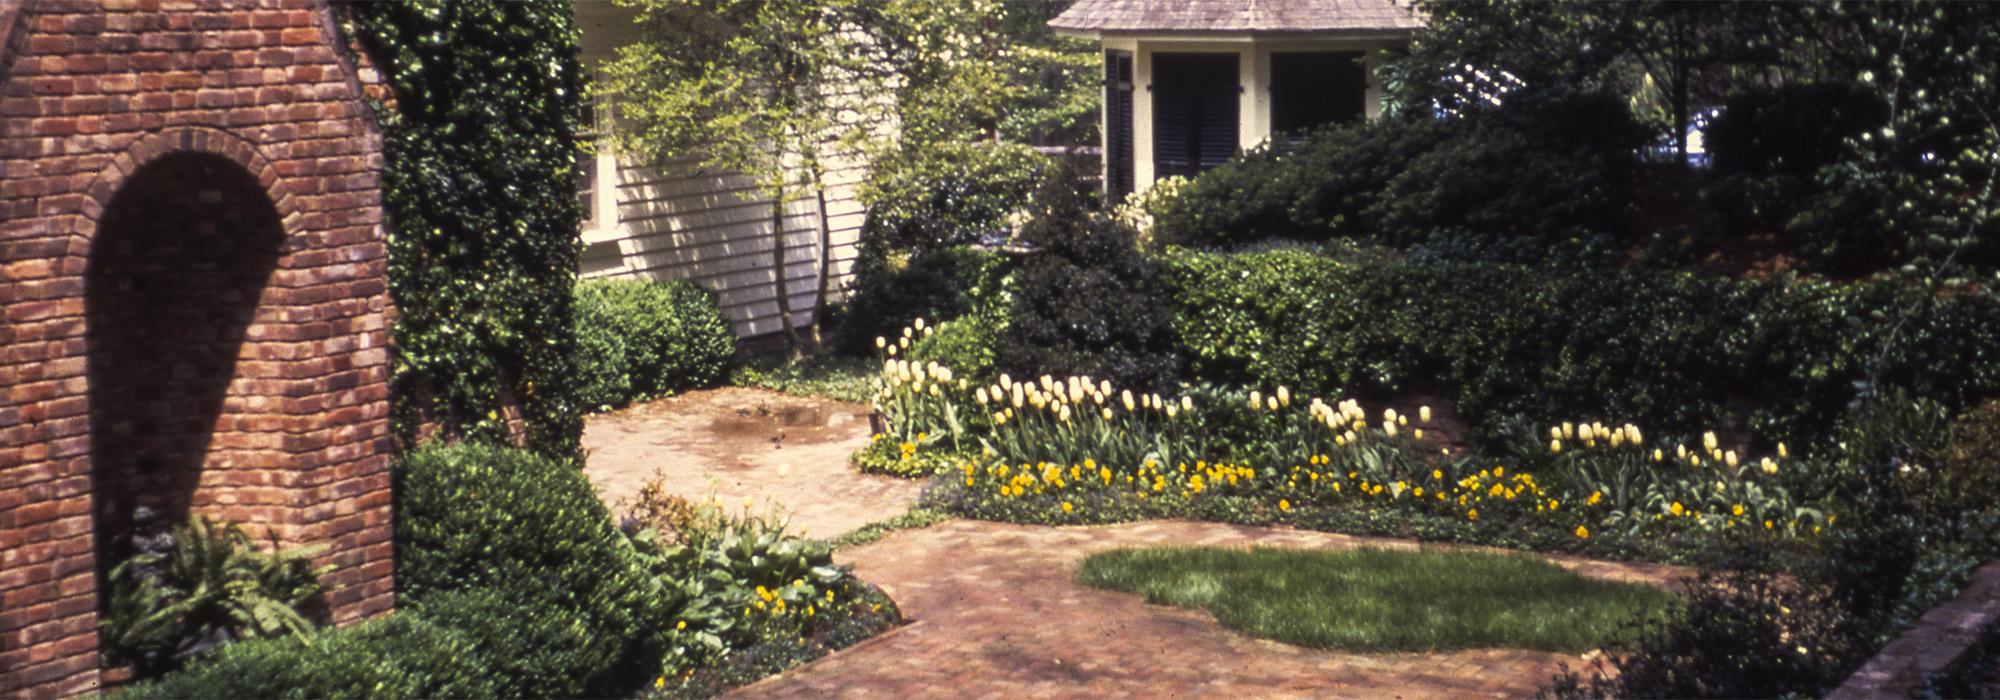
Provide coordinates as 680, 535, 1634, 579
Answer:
1048, 0, 1423, 35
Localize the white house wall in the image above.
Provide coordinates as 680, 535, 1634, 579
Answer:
575, 1, 872, 340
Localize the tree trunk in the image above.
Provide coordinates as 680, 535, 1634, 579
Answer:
771, 192, 802, 358
808, 162, 833, 350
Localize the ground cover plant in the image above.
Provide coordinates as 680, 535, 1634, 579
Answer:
1078, 546, 1672, 653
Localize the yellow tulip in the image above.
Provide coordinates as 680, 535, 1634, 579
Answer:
1550, 439, 1563, 454
1420, 405, 1432, 423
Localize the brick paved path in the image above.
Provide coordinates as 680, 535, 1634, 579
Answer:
739, 519, 1690, 699
583, 387, 924, 540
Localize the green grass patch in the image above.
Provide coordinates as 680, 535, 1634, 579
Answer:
730, 353, 877, 404
1077, 546, 1670, 653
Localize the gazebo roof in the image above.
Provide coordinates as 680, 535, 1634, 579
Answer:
1048, 0, 1423, 36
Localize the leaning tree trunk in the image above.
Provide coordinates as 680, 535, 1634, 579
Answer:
808, 161, 834, 350
771, 191, 802, 358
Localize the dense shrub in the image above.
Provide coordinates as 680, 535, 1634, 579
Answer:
1150, 94, 1645, 264
573, 279, 736, 411
1701, 83, 1895, 274
119, 612, 492, 700
833, 246, 1006, 356
1149, 119, 1448, 247
1161, 248, 2000, 446
857, 141, 1050, 254
999, 173, 1181, 390
397, 443, 671, 696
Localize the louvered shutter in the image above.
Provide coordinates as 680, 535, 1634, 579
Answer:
1151, 53, 1240, 179
1105, 50, 1136, 201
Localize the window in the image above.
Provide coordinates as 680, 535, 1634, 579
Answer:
1151, 52, 1239, 179
1270, 51, 1367, 142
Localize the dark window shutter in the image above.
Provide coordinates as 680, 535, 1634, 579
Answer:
1271, 51, 1367, 144
1105, 50, 1135, 201
1151, 53, 1239, 179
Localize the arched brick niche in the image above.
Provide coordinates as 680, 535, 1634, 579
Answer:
0, 3, 394, 697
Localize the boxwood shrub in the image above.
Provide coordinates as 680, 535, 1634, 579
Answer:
1161, 247, 2000, 445
124, 443, 675, 699
573, 278, 736, 411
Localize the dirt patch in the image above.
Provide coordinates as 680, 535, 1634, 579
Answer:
583, 387, 924, 540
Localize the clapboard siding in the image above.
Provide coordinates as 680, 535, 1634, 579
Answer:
574, 1, 880, 341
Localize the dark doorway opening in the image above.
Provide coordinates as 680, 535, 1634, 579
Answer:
85, 152, 286, 615
1271, 51, 1368, 143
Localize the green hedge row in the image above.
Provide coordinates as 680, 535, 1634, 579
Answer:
574, 279, 737, 411
124, 444, 672, 699
1160, 247, 2000, 444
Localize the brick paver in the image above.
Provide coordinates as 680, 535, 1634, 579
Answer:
584, 387, 925, 540
589, 387, 1695, 698
740, 519, 1691, 699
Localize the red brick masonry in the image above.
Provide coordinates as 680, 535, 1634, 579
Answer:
1829, 558, 2000, 699
1, 1, 393, 696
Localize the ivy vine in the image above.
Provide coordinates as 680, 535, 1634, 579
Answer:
341, 0, 587, 458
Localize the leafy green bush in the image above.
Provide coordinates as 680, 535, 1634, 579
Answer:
397, 442, 672, 696
118, 612, 493, 700
1149, 119, 1448, 248
1161, 247, 2000, 446
834, 245, 1006, 356
857, 141, 1050, 254
101, 517, 328, 677
1000, 174, 1181, 390
573, 278, 736, 411
1150, 94, 1645, 263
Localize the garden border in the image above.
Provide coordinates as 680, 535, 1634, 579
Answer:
1830, 558, 2000, 698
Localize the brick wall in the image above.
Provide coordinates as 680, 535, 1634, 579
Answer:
0, 2, 393, 697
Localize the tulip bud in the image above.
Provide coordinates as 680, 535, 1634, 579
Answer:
1182, 396, 1195, 412
1166, 405, 1179, 419
1384, 408, 1398, 423
1419, 405, 1432, 423
1550, 439, 1562, 454
1267, 397, 1279, 412
875, 337, 886, 349
1101, 408, 1113, 421
1277, 386, 1291, 407
1777, 442, 1789, 459
1702, 431, 1718, 452
1122, 390, 1136, 412
914, 317, 926, 331
1250, 391, 1263, 411
1562, 422, 1575, 440
1725, 450, 1739, 468
1385, 422, 1399, 438
886, 345, 897, 357
976, 387, 990, 405
1549, 426, 1563, 441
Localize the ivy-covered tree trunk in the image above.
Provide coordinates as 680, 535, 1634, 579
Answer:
342, 0, 587, 458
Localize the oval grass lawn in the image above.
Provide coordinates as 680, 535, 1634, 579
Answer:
1076, 546, 1670, 653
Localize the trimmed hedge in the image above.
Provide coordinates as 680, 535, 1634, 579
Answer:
574, 279, 736, 411
1161, 248, 2000, 445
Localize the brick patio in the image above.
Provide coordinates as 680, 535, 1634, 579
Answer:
739, 519, 1689, 699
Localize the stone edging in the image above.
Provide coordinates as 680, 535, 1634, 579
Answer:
1829, 558, 2000, 699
